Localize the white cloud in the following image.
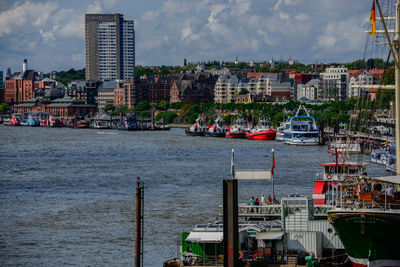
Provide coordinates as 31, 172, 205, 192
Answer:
295, 13, 309, 21
86, 0, 103, 13
0, 1, 58, 37
279, 12, 290, 20
181, 27, 193, 40
313, 16, 365, 55
274, 0, 299, 10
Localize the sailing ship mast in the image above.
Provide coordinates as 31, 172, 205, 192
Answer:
375, 0, 400, 174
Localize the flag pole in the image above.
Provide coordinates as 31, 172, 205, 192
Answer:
231, 148, 235, 179
271, 148, 275, 204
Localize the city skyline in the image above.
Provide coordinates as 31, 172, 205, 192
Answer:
0, 0, 372, 73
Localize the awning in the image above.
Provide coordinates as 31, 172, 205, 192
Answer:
256, 232, 284, 240
372, 176, 400, 185
185, 232, 223, 243
313, 181, 325, 194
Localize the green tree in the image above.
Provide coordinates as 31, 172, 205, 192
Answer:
104, 104, 116, 112
0, 103, 10, 113
239, 88, 249, 95
135, 100, 150, 111
156, 111, 178, 123
138, 110, 151, 118
110, 105, 130, 116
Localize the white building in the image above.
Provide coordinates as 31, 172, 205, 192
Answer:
213, 74, 292, 103
320, 67, 349, 101
348, 70, 373, 98
297, 79, 320, 101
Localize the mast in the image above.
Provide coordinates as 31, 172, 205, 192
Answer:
395, 1, 400, 175
376, 0, 400, 174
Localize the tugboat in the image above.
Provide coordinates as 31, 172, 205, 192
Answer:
185, 116, 208, 136
117, 113, 140, 131
246, 116, 276, 140
48, 115, 64, 127
28, 114, 40, 127
225, 116, 250, 139
205, 117, 228, 137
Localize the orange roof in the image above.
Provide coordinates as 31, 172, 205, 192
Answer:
348, 69, 363, 78
368, 68, 385, 75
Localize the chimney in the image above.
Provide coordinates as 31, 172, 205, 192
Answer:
22, 59, 28, 72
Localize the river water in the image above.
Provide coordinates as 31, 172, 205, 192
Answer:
0, 126, 387, 266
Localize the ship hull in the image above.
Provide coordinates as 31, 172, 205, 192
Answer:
225, 131, 246, 139
246, 130, 276, 140
327, 210, 400, 267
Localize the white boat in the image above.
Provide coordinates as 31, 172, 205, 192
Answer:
283, 105, 319, 145
92, 118, 111, 129
370, 151, 393, 165
275, 120, 289, 141
328, 136, 362, 155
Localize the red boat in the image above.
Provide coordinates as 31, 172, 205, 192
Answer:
76, 121, 90, 128
246, 130, 276, 140
246, 117, 276, 140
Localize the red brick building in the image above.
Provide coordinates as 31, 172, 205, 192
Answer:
170, 73, 216, 103
4, 60, 56, 104
14, 97, 96, 118
147, 75, 173, 103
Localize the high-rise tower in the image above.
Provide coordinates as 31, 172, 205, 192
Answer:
85, 13, 135, 81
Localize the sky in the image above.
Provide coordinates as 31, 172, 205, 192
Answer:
0, 0, 373, 74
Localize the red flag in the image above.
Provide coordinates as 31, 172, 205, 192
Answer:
271, 153, 275, 175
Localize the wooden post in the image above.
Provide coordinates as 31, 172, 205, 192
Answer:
223, 179, 238, 267
135, 177, 143, 267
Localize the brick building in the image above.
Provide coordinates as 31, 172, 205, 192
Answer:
4, 59, 56, 104
170, 73, 216, 103
147, 75, 173, 103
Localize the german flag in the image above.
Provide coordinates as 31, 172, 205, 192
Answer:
370, 0, 376, 36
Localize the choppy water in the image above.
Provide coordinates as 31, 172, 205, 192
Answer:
0, 126, 388, 266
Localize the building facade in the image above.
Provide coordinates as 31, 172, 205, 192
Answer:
348, 70, 373, 98
85, 14, 135, 81
0, 70, 4, 103
4, 59, 56, 104
320, 67, 349, 101
214, 73, 291, 103
296, 79, 320, 101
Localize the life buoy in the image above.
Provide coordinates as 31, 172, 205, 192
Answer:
238, 251, 243, 259
188, 257, 195, 266
326, 174, 332, 179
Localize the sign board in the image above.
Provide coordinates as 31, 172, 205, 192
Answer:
234, 170, 272, 180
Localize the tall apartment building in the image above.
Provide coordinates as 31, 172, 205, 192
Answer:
320, 67, 349, 101
0, 70, 4, 102
85, 14, 135, 81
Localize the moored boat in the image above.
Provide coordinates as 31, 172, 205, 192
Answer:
283, 105, 319, 145
117, 113, 140, 131
48, 116, 64, 127
225, 116, 250, 139
204, 117, 228, 137
185, 116, 208, 136
327, 176, 400, 267
370, 151, 393, 165
246, 116, 276, 140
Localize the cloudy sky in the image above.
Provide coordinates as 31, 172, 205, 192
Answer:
0, 0, 373, 73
